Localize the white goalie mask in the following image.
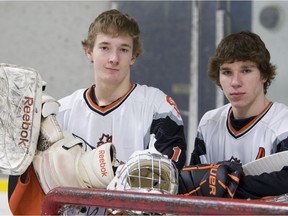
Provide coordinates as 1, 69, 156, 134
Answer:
108, 148, 178, 194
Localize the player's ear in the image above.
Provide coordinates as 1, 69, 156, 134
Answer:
85, 48, 94, 63
261, 76, 268, 83
260, 71, 268, 82
130, 55, 136, 65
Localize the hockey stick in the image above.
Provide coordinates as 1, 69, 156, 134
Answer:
243, 150, 288, 175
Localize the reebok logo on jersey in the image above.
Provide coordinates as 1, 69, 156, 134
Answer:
99, 149, 108, 177
19, 97, 33, 146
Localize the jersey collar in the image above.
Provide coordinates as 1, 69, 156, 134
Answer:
83, 83, 136, 116
227, 101, 273, 138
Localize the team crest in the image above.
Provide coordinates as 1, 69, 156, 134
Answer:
97, 133, 112, 147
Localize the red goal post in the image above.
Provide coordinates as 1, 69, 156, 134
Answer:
41, 186, 288, 215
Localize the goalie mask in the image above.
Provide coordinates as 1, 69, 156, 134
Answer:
108, 148, 178, 194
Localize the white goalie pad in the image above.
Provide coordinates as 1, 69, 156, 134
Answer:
0, 63, 43, 175
33, 132, 85, 194
33, 136, 117, 194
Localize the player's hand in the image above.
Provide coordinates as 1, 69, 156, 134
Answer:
178, 161, 243, 198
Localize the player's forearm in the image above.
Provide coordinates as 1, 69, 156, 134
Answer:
235, 167, 288, 199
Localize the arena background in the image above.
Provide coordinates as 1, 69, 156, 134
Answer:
1, 1, 288, 214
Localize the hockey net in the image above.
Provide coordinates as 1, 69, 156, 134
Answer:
41, 186, 288, 215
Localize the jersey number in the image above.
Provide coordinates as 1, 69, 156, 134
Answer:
171, 146, 181, 162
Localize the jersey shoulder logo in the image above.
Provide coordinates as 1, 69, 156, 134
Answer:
166, 96, 181, 117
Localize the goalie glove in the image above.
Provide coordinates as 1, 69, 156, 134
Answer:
33, 134, 117, 194
178, 161, 243, 198
34, 92, 117, 193
78, 142, 117, 189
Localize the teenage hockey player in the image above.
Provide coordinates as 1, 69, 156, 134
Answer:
7, 9, 187, 215
179, 31, 288, 200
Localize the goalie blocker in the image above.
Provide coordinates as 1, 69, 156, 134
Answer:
178, 161, 243, 198
0, 63, 117, 194
0, 63, 43, 175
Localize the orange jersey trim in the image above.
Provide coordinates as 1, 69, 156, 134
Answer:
84, 83, 136, 115
227, 102, 273, 138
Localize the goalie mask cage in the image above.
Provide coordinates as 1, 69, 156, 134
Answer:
41, 186, 288, 215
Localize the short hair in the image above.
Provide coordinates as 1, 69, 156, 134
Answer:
82, 9, 143, 58
208, 31, 276, 94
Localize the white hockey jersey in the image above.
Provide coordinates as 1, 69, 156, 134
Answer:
56, 83, 186, 169
192, 102, 288, 165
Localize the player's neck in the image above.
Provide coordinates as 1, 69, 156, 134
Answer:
94, 82, 132, 106
232, 97, 270, 120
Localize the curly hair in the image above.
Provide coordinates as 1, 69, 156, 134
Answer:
208, 31, 276, 94
82, 9, 143, 58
